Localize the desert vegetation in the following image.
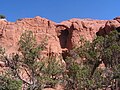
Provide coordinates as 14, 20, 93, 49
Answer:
64, 30, 120, 90
0, 15, 6, 19
0, 30, 120, 90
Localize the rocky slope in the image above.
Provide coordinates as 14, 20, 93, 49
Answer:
0, 16, 120, 62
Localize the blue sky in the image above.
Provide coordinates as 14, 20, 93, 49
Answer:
0, 0, 120, 22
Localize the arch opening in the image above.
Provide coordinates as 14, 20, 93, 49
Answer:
58, 29, 69, 48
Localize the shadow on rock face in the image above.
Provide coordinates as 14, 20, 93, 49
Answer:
58, 29, 69, 48
116, 27, 120, 33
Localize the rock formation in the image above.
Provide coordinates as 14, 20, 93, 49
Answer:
0, 16, 120, 90
0, 16, 61, 55
0, 16, 120, 60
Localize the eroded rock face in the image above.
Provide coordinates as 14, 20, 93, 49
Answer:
0, 16, 120, 60
0, 16, 120, 90
0, 16, 62, 55
57, 19, 100, 49
56, 18, 120, 51
96, 20, 120, 36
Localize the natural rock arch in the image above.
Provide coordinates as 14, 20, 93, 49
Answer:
56, 25, 69, 49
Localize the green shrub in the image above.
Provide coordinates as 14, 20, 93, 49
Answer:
1, 30, 64, 90
0, 75, 22, 90
64, 30, 120, 90
0, 15, 6, 19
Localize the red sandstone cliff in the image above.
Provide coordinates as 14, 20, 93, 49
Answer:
0, 16, 61, 55
0, 16, 120, 90
0, 16, 120, 59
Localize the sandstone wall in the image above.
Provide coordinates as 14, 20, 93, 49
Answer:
0, 16, 120, 59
